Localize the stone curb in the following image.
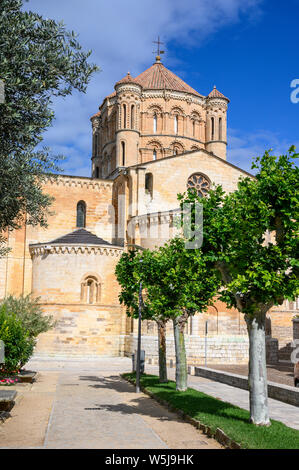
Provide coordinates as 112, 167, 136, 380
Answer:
0, 411, 11, 424
122, 374, 241, 450
17, 371, 38, 384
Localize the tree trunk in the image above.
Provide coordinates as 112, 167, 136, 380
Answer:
173, 315, 187, 391
157, 320, 168, 383
245, 313, 271, 426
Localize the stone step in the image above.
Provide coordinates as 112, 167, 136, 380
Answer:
17, 371, 37, 383
0, 390, 17, 412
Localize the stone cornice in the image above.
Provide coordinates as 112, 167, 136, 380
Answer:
29, 244, 124, 257
116, 83, 142, 95
141, 134, 204, 145
141, 89, 205, 104
127, 147, 254, 178
206, 99, 228, 110
46, 176, 113, 190
131, 209, 181, 227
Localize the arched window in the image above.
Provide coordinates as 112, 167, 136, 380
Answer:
153, 114, 157, 133
187, 173, 211, 198
131, 105, 135, 129
95, 166, 99, 178
174, 115, 178, 134
153, 149, 157, 160
121, 141, 126, 166
94, 133, 98, 156
145, 173, 153, 197
219, 117, 222, 140
80, 275, 101, 304
211, 117, 215, 141
123, 104, 127, 129
171, 142, 184, 156
192, 120, 195, 137
76, 201, 86, 227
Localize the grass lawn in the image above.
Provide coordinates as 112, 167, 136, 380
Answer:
123, 372, 299, 450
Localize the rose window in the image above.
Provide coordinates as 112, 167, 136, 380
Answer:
187, 173, 210, 197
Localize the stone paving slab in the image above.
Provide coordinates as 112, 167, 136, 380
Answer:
0, 358, 221, 450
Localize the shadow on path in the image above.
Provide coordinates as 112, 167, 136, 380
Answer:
79, 373, 249, 425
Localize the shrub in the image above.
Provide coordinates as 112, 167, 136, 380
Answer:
0, 294, 56, 338
0, 306, 35, 374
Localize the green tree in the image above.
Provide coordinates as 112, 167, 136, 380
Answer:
115, 249, 170, 383
116, 239, 220, 391
148, 238, 220, 391
0, 294, 56, 338
0, 0, 98, 255
0, 306, 35, 373
179, 147, 299, 425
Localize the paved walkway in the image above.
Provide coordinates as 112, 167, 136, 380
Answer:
0, 358, 221, 449
146, 365, 299, 431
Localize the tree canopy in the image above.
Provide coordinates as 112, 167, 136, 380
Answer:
0, 0, 98, 251
179, 147, 299, 424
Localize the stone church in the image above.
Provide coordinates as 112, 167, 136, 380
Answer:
0, 56, 297, 363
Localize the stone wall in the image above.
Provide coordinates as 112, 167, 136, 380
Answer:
266, 337, 279, 365
30, 242, 125, 357
0, 176, 114, 299
126, 333, 249, 365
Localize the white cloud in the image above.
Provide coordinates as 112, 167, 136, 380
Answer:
24, 0, 263, 176
227, 128, 299, 173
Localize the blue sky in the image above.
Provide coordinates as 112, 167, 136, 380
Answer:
25, 0, 299, 175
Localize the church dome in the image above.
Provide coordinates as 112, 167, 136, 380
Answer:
115, 71, 136, 87
207, 85, 230, 102
134, 56, 203, 97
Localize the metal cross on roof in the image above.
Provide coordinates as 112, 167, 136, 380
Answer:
153, 36, 165, 57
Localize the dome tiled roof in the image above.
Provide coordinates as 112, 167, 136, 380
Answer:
134, 58, 202, 97
115, 72, 137, 87
31, 229, 113, 247
207, 86, 229, 102
90, 111, 101, 120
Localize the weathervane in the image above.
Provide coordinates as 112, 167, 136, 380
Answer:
153, 36, 165, 59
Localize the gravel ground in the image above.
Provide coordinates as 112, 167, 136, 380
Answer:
209, 363, 295, 387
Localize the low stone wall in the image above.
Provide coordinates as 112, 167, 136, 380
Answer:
266, 337, 279, 364
126, 334, 249, 365
193, 367, 299, 407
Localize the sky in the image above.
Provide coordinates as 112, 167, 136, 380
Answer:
24, 0, 299, 176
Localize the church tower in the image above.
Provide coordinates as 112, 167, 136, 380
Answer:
114, 72, 141, 168
205, 86, 229, 160
90, 57, 230, 178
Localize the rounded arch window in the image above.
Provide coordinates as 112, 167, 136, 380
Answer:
219, 117, 222, 140
145, 173, 153, 197
187, 173, 211, 198
76, 201, 86, 227
123, 104, 127, 128
121, 141, 126, 166
80, 275, 101, 304
131, 104, 135, 129
153, 113, 157, 133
